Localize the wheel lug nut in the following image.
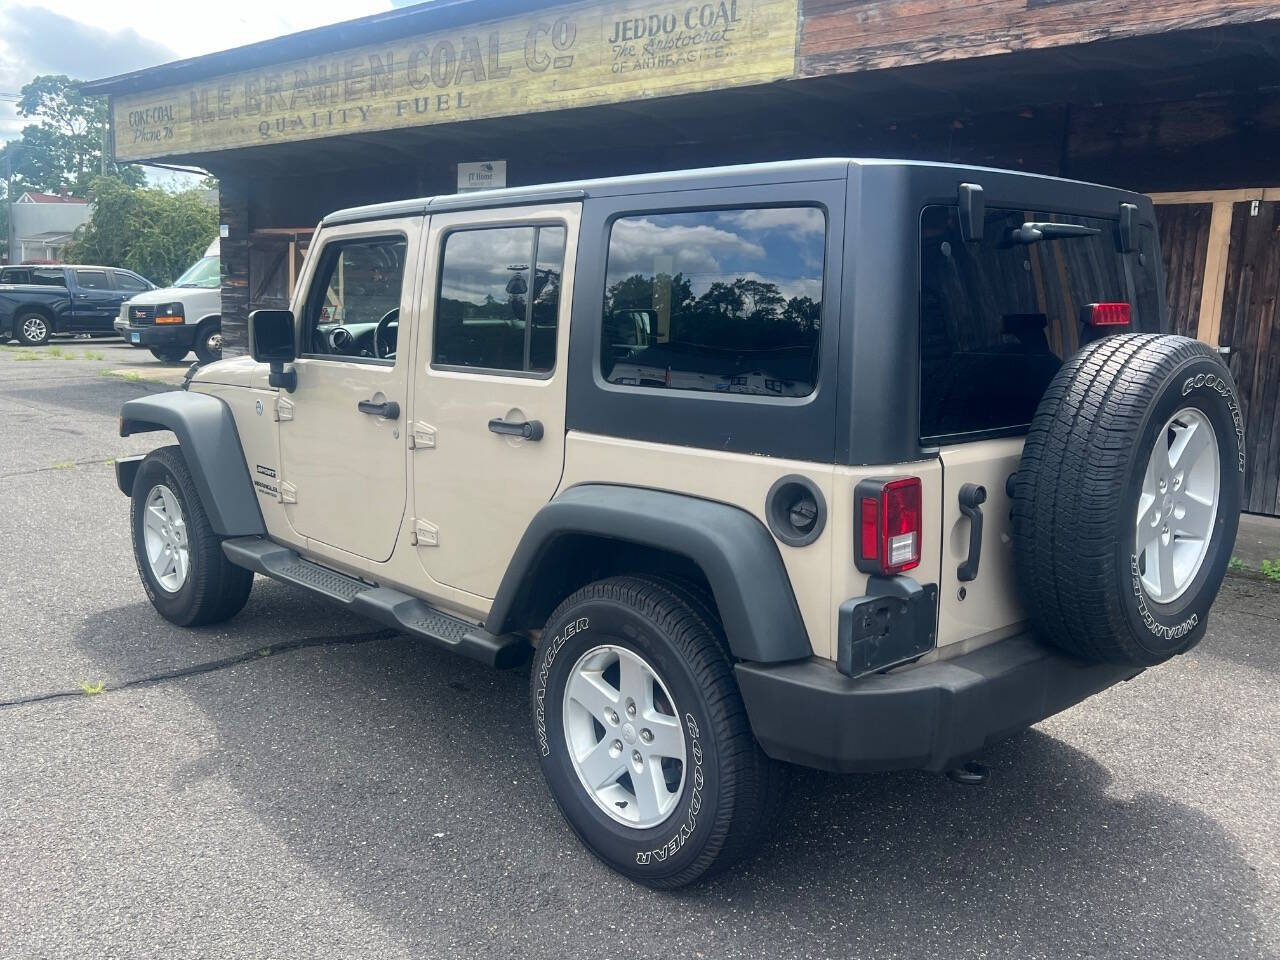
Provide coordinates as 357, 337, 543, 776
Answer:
626, 702, 636, 718
640, 729, 653, 743
632, 750, 643, 766
607, 710, 619, 725
611, 740, 622, 752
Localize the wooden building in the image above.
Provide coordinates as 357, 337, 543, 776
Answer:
84, 0, 1280, 515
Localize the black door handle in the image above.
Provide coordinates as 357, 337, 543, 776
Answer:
488, 417, 543, 441
357, 399, 400, 419
957, 483, 987, 582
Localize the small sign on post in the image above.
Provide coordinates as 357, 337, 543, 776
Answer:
457, 161, 506, 193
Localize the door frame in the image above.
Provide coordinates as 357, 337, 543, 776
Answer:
1150, 187, 1280, 347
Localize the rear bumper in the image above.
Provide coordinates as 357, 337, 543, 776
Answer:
735, 633, 1140, 773
123, 323, 195, 348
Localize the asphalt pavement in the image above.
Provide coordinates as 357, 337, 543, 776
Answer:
1, 340, 1277, 960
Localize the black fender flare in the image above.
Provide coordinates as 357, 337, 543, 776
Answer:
487, 484, 812, 663
118, 390, 265, 537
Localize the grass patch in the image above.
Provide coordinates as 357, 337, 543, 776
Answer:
83, 350, 105, 360
46, 345, 66, 357
1262, 559, 1280, 583
1228, 556, 1246, 572
79, 680, 106, 696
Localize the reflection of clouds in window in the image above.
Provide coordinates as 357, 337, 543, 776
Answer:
720, 207, 825, 236
606, 217, 766, 281
440, 227, 534, 304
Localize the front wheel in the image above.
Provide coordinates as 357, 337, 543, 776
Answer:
194, 321, 222, 364
531, 576, 785, 888
130, 445, 253, 626
150, 346, 189, 362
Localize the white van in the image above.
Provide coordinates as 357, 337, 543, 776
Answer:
116, 238, 222, 362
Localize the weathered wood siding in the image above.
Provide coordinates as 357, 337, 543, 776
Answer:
1156, 203, 1212, 338
1219, 200, 1280, 515
798, 0, 1280, 75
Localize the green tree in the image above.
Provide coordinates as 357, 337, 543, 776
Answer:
63, 177, 216, 285
3, 75, 144, 196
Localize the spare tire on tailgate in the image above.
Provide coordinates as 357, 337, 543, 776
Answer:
1012, 333, 1244, 667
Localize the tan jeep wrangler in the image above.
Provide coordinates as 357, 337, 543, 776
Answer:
115, 159, 1244, 887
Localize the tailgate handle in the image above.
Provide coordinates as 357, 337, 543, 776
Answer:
957, 483, 987, 582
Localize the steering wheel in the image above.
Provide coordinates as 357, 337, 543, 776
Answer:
374, 308, 399, 359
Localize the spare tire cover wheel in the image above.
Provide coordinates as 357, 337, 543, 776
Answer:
1012, 334, 1244, 667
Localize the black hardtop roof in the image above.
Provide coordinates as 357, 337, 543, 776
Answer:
321, 158, 1148, 227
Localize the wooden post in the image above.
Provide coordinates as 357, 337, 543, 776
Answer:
1196, 201, 1234, 347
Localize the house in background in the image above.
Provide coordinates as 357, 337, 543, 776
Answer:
6, 192, 91, 263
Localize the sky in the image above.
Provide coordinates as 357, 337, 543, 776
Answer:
0, 0, 421, 186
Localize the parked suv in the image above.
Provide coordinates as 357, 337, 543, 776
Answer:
115, 239, 222, 362
114, 160, 1243, 887
0, 264, 155, 344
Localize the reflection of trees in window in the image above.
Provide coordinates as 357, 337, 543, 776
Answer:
605, 272, 820, 350
603, 272, 822, 396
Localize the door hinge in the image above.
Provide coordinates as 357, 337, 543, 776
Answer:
275, 396, 295, 422
408, 421, 436, 449
410, 518, 439, 547
278, 480, 297, 504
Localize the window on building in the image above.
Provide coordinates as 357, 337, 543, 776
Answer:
601, 207, 826, 397
303, 236, 407, 361
74, 269, 111, 290
433, 224, 566, 374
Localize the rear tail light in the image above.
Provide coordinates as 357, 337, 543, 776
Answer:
854, 476, 922, 576
1084, 302, 1131, 327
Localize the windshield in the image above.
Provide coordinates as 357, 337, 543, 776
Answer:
174, 256, 221, 288
919, 204, 1161, 442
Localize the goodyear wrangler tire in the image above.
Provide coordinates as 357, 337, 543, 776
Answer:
131, 445, 254, 627
530, 575, 784, 888
1012, 334, 1244, 667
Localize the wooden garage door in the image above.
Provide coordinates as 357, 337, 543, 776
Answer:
1219, 200, 1280, 515
1155, 203, 1212, 339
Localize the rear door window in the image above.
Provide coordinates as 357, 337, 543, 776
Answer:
433, 224, 566, 375
601, 207, 825, 397
920, 204, 1160, 442
74, 269, 112, 290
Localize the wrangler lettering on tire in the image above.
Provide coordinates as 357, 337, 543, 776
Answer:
1012, 334, 1243, 666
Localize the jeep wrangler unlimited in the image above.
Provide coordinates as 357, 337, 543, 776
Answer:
114, 160, 1243, 888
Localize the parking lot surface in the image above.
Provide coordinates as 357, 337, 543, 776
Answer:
1, 341, 1277, 960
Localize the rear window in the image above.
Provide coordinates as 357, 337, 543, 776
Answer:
920, 204, 1160, 442
601, 207, 825, 398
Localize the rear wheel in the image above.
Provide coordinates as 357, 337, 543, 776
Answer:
150, 346, 188, 362
193, 320, 222, 364
130, 445, 253, 627
15, 311, 51, 346
531, 575, 784, 887
1012, 334, 1243, 666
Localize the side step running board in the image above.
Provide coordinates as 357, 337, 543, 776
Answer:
221, 537, 529, 669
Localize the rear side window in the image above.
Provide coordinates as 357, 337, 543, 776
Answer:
601, 207, 825, 397
114, 271, 149, 292
74, 269, 111, 290
920, 204, 1160, 442
433, 224, 565, 374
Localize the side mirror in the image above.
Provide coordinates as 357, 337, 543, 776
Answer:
249, 309, 297, 392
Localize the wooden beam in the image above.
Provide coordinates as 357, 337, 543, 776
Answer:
1151, 188, 1280, 204
1196, 200, 1235, 346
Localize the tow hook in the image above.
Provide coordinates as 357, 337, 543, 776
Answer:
947, 760, 989, 785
